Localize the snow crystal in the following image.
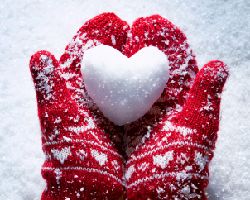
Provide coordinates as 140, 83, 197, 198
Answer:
82, 45, 169, 125
60, 73, 77, 80
35, 63, 54, 100
54, 117, 62, 123
54, 168, 62, 185
185, 165, 193, 171
74, 175, 78, 179
111, 35, 116, 45
195, 151, 209, 172
181, 185, 190, 195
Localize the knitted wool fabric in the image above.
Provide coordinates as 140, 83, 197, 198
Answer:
30, 51, 125, 200
59, 13, 198, 158
125, 61, 228, 199
30, 12, 228, 200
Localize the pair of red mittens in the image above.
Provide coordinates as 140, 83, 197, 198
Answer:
30, 13, 228, 200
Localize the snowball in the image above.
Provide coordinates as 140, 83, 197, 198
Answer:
82, 45, 169, 125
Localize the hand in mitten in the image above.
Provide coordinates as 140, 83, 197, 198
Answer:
125, 60, 228, 199
30, 12, 228, 200
57, 13, 199, 159
122, 15, 199, 156
29, 13, 130, 200
61, 13, 220, 200
30, 13, 199, 199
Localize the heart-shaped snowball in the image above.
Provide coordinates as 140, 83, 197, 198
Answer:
82, 45, 169, 126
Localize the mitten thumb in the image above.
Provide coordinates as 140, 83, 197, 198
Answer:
176, 60, 229, 142
30, 51, 71, 109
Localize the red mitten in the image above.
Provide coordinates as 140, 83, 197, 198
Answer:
29, 14, 128, 199
122, 15, 198, 156
30, 13, 134, 200
60, 13, 130, 157
126, 61, 228, 199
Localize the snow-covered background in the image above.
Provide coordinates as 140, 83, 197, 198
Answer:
0, 0, 249, 199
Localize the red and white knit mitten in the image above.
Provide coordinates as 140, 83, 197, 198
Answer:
125, 61, 228, 199
30, 52, 125, 199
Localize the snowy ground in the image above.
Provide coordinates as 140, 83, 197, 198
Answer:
0, 0, 249, 199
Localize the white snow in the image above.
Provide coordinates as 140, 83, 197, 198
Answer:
82, 45, 169, 125
0, 0, 250, 199
195, 151, 209, 172
111, 35, 116, 46
54, 168, 62, 185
